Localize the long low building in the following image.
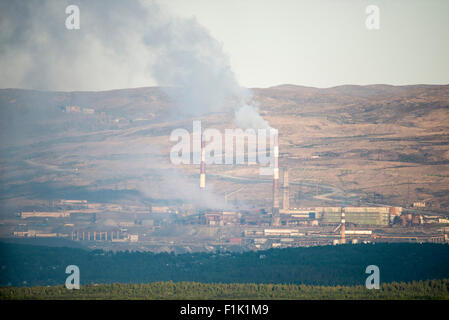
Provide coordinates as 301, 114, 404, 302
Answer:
58, 199, 87, 205
21, 211, 70, 219
281, 207, 402, 226
264, 229, 304, 237
345, 230, 372, 235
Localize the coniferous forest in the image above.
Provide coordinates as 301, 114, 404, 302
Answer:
2, 279, 449, 300
1, 242, 449, 290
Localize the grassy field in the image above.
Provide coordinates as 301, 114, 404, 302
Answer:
1, 279, 449, 300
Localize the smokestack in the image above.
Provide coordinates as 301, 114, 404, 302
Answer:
282, 168, 289, 210
272, 132, 280, 226
200, 132, 206, 190
340, 207, 346, 244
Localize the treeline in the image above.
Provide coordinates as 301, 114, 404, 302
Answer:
2, 279, 449, 300
1, 242, 449, 287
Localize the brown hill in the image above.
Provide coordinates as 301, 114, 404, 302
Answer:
0, 84, 448, 212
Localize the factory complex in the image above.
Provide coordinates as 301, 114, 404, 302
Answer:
4, 130, 449, 252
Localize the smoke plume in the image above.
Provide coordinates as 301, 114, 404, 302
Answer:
0, 0, 267, 128
0, 0, 272, 209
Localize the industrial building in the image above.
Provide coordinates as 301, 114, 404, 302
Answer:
201, 211, 241, 226
277, 206, 402, 226
317, 206, 401, 226
20, 211, 70, 219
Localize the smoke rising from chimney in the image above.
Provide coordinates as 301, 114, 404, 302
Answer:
235, 103, 272, 130
0, 0, 272, 209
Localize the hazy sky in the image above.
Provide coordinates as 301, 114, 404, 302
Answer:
163, 0, 449, 88
1, 0, 448, 90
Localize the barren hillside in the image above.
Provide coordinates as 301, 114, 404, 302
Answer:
1, 84, 448, 213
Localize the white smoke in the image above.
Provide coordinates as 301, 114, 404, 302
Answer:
235, 104, 272, 130
0, 0, 270, 128
0, 0, 272, 208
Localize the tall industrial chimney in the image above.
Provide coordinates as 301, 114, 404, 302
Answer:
282, 168, 289, 210
340, 207, 346, 244
272, 132, 280, 226
200, 132, 206, 190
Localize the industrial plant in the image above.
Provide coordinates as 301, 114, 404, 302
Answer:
5, 127, 449, 254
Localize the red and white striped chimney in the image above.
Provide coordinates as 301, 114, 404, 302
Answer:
272, 131, 280, 226
340, 207, 346, 244
200, 132, 206, 190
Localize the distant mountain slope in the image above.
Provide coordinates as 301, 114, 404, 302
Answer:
1, 84, 448, 211
255, 84, 449, 124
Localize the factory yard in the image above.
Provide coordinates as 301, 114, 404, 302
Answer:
2, 198, 448, 253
